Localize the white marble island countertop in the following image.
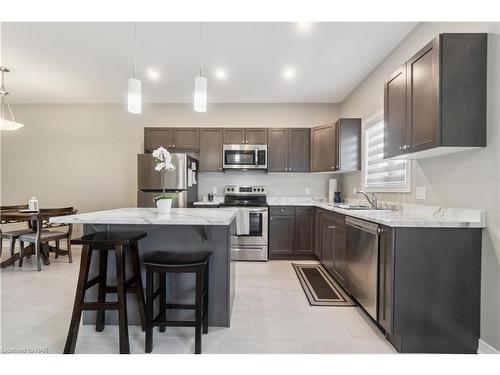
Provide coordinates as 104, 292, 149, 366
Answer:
50, 207, 240, 226
267, 197, 486, 228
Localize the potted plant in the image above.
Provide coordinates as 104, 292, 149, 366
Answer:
152, 146, 176, 213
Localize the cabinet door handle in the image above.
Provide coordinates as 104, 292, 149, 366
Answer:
270, 217, 274, 221
399, 145, 403, 150
328, 225, 336, 229
289, 168, 292, 171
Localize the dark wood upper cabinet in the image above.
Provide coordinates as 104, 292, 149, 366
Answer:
384, 33, 487, 160
199, 128, 223, 172
294, 207, 314, 256
311, 123, 336, 172
311, 120, 360, 172
222, 128, 267, 144
268, 128, 310, 172
223, 128, 246, 144
384, 65, 408, 159
144, 128, 172, 152
268, 128, 288, 172
172, 128, 200, 150
144, 127, 199, 152
288, 128, 310, 172
245, 128, 268, 144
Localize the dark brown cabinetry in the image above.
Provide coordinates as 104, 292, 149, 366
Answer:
384, 33, 487, 160
144, 127, 200, 152
378, 225, 394, 335
199, 128, 223, 172
379, 226, 482, 353
294, 207, 314, 256
268, 128, 310, 172
318, 211, 347, 288
223, 128, 267, 144
269, 206, 315, 260
313, 208, 323, 259
311, 119, 361, 172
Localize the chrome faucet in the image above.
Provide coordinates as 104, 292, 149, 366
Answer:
358, 191, 378, 209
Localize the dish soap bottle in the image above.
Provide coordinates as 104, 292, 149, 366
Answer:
28, 196, 39, 211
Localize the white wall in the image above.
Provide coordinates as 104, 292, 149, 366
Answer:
0, 103, 339, 233
339, 22, 500, 350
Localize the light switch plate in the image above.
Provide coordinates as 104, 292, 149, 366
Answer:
305, 187, 310, 194
416, 186, 426, 200
212, 187, 217, 194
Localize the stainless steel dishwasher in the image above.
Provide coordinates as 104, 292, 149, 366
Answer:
345, 216, 380, 320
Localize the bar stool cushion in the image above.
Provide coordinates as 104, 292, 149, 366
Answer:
71, 231, 147, 246
142, 251, 212, 267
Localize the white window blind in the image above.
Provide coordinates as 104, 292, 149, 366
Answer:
363, 118, 410, 192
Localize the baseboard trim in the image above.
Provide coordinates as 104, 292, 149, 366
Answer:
478, 339, 500, 354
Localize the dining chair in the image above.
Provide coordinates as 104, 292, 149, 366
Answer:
19, 207, 75, 271
0, 204, 34, 264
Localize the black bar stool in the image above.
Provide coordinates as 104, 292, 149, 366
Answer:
142, 251, 211, 354
64, 231, 147, 354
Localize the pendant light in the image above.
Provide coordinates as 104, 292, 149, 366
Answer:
0, 67, 24, 131
194, 23, 207, 113
128, 23, 141, 114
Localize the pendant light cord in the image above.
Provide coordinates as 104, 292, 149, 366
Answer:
199, 22, 203, 76
133, 22, 137, 78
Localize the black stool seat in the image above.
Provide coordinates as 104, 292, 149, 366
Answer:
142, 251, 212, 267
64, 231, 147, 354
71, 231, 147, 246
143, 250, 212, 354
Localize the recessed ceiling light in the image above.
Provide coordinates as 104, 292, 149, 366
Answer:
296, 22, 313, 33
283, 67, 296, 81
146, 68, 160, 81
214, 68, 227, 80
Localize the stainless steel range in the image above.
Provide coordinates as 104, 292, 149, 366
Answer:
220, 185, 268, 261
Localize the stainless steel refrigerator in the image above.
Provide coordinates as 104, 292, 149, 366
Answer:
137, 153, 199, 208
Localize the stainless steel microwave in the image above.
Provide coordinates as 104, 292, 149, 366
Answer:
223, 144, 267, 170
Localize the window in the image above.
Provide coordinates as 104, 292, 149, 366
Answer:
362, 112, 410, 192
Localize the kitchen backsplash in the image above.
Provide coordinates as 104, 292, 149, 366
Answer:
198, 172, 340, 199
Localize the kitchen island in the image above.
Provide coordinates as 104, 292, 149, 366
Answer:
50, 207, 241, 327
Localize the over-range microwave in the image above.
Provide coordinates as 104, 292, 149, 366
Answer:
222, 144, 267, 170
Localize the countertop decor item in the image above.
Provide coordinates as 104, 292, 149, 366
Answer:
28, 196, 39, 211
152, 146, 177, 213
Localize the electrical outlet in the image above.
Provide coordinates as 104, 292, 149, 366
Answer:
305, 187, 310, 194
353, 187, 358, 195
416, 186, 426, 200
212, 187, 217, 195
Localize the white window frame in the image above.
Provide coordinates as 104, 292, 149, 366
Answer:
361, 110, 411, 193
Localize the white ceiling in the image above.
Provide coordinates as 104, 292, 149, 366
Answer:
2, 22, 417, 104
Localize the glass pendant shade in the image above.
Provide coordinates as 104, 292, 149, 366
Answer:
128, 78, 142, 114
194, 76, 207, 113
0, 98, 24, 131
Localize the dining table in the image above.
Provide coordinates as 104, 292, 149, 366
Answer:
0, 209, 70, 268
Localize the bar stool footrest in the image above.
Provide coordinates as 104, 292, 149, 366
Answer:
81, 302, 120, 310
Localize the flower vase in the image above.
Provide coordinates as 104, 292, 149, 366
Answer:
156, 198, 172, 213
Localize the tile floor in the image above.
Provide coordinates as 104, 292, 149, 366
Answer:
0, 249, 396, 354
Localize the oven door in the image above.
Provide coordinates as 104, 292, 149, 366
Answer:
234, 207, 268, 246
223, 145, 267, 170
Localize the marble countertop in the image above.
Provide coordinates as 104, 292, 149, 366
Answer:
49, 207, 240, 226
267, 197, 486, 228
193, 197, 224, 206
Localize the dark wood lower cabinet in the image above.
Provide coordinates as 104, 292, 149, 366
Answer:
269, 206, 315, 260
332, 224, 346, 286
379, 226, 482, 354
269, 215, 295, 258
294, 207, 314, 256
313, 209, 323, 259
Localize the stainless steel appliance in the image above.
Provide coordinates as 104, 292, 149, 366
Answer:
345, 216, 380, 320
220, 185, 268, 261
222, 144, 267, 170
137, 153, 198, 208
